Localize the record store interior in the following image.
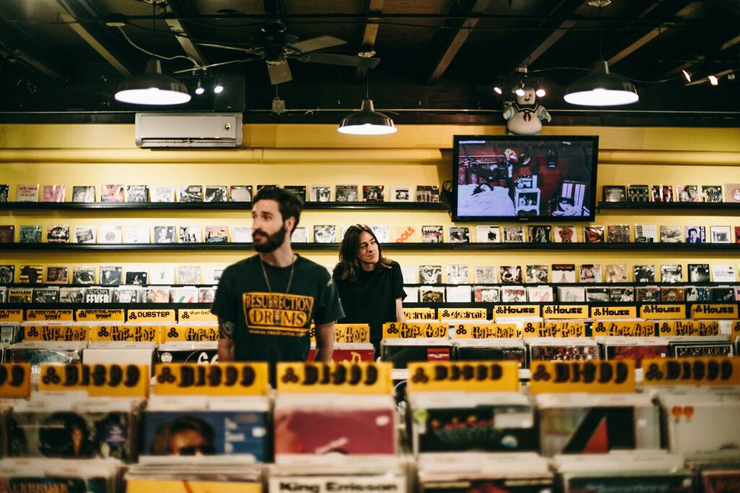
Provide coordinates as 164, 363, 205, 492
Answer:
1, 0, 740, 491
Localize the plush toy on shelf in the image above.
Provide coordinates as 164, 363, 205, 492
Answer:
503, 86, 551, 136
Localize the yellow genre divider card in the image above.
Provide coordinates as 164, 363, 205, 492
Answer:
90, 325, 159, 343
75, 309, 125, 322
542, 305, 589, 319
0, 363, 31, 399
656, 320, 721, 337
0, 309, 23, 322
161, 325, 219, 343
24, 325, 89, 342
590, 306, 638, 319
127, 309, 176, 323
733, 320, 740, 341
127, 480, 261, 493
529, 321, 586, 338
334, 324, 371, 343
404, 308, 437, 321
276, 362, 393, 394
454, 323, 518, 339
38, 364, 149, 398
691, 304, 738, 319
529, 360, 636, 394
179, 308, 218, 322
640, 304, 686, 319
492, 305, 541, 319
383, 322, 448, 339
642, 357, 740, 387
438, 308, 487, 321
26, 309, 74, 322
407, 361, 519, 392
591, 320, 656, 337
154, 363, 269, 396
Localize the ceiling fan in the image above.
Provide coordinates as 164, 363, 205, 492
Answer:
175, 21, 381, 84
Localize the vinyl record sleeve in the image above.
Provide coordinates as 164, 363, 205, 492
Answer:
381, 339, 453, 368
563, 471, 693, 493
701, 469, 740, 493
454, 340, 526, 367
156, 343, 219, 365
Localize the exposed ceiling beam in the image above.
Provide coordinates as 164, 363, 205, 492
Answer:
661, 32, 740, 80
607, 2, 701, 66
426, 0, 489, 85
355, 0, 384, 81
57, 0, 134, 76
0, 10, 66, 81
165, 0, 207, 66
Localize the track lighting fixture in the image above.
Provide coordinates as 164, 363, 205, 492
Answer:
493, 86, 503, 95
708, 75, 719, 86
195, 80, 205, 95
214, 84, 224, 94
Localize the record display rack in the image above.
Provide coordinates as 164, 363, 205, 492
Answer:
598, 201, 740, 213
3, 242, 740, 252
0, 201, 449, 211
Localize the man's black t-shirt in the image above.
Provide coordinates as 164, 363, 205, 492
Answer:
211, 255, 344, 373
332, 260, 406, 343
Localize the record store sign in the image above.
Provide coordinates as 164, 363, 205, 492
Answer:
691, 304, 738, 319
438, 308, 488, 321
530, 361, 636, 394
0, 309, 23, 322
640, 304, 686, 319
26, 309, 74, 322
75, 309, 125, 322
154, 363, 269, 396
276, 362, 393, 394
127, 309, 176, 323
178, 308, 218, 322
454, 323, 518, 339
0, 363, 31, 398
38, 364, 149, 398
407, 361, 519, 392
642, 357, 740, 387
383, 322, 448, 339
542, 305, 589, 319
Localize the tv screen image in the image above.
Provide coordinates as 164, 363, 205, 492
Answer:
453, 135, 599, 222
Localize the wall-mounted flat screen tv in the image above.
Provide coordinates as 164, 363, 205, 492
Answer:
452, 135, 599, 222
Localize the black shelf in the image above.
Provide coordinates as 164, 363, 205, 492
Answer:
0, 201, 449, 211
3, 242, 739, 252
598, 201, 740, 212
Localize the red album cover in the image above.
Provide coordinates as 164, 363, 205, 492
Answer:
702, 470, 740, 493
274, 406, 396, 455
307, 346, 375, 363
605, 344, 669, 366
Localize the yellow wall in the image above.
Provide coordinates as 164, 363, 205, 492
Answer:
1, 124, 739, 284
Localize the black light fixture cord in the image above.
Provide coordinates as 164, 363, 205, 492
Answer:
598, 5, 603, 60
366, 70, 370, 100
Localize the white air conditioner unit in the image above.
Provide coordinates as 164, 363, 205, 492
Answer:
135, 113, 242, 148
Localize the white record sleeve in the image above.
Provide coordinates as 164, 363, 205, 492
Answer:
149, 264, 175, 285
124, 225, 149, 244
98, 225, 122, 244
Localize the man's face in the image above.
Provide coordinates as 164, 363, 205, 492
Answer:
357, 231, 379, 267
252, 199, 291, 253
170, 429, 208, 456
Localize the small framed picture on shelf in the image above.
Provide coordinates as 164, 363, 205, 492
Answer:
634, 224, 657, 243
676, 185, 700, 203
528, 225, 551, 243
204, 185, 228, 203
659, 225, 682, 243
710, 225, 732, 243
178, 185, 203, 203
553, 225, 577, 243
626, 185, 649, 202
391, 186, 413, 202
476, 225, 500, 243
603, 185, 626, 202
699, 185, 722, 203
309, 185, 331, 202
151, 185, 176, 203
101, 184, 124, 203
416, 185, 440, 203
42, 185, 65, 203
650, 185, 673, 202
684, 225, 705, 243
284, 186, 307, 202
607, 224, 630, 243
501, 225, 524, 243
583, 225, 604, 243
125, 185, 149, 202
363, 185, 385, 202
72, 185, 96, 203
335, 185, 359, 202
230, 185, 253, 202
724, 183, 740, 203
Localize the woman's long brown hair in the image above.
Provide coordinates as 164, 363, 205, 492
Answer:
335, 224, 392, 281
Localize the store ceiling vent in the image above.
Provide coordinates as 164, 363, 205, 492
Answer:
135, 113, 242, 148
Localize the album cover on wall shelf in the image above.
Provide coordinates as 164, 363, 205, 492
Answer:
528, 225, 551, 243
391, 186, 413, 202
335, 185, 359, 202
100, 266, 122, 286
401, 265, 417, 284
634, 224, 657, 243
636, 286, 660, 302
19, 225, 41, 243
579, 264, 602, 283
610, 287, 634, 302
688, 263, 710, 283
710, 287, 735, 302
499, 265, 522, 284
149, 265, 175, 285
34, 287, 60, 303
204, 185, 228, 203
684, 225, 705, 243
474, 286, 500, 302
284, 186, 306, 202
229, 185, 252, 202
660, 286, 684, 302
526, 264, 549, 284
585, 287, 610, 302
710, 226, 732, 243
421, 226, 444, 243
151, 185, 175, 203
552, 264, 576, 283
502, 225, 524, 243
363, 185, 385, 202
152, 226, 176, 244
446, 265, 469, 285
475, 266, 497, 284
528, 285, 554, 302
46, 225, 69, 243
633, 265, 656, 283
42, 185, 65, 203
60, 287, 86, 303
0, 225, 13, 243
309, 185, 331, 202
554, 225, 577, 243
393, 225, 416, 243
98, 225, 122, 244
8, 287, 33, 302
603, 186, 626, 202
121, 225, 146, 244
0, 184, 8, 202
72, 225, 94, 244
476, 225, 500, 243
144, 287, 170, 303
0, 264, 14, 284
677, 185, 700, 203
45, 266, 68, 284
558, 286, 585, 302
112, 287, 139, 303
627, 185, 649, 202
416, 185, 440, 203
607, 224, 630, 243
660, 225, 682, 243
449, 226, 470, 243
605, 264, 628, 283
313, 225, 336, 243
177, 265, 202, 285
178, 185, 202, 203
85, 287, 111, 303
198, 286, 217, 303
651, 185, 673, 203
19, 266, 42, 285
172, 286, 198, 303
661, 264, 683, 283
371, 225, 390, 243
16, 184, 40, 202
501, 286, 527, 302
291, 227, 308, 243
100, 184, 124, 203
419, 265, 442, 285
71, 185, 95, 203
204, 226, 228, 243
685, 286, 710, 301
257, 185, 278, 192
72, 266, 96, 285
584, 226, 604, 243
702, 185, 723, 203
177, 225, 201, 243
735, 226, 740, 243
711, 264, 735, 282
125, 185, 148, 203
724, 183, 740, 203
230, 226, 252, 243
125, 268, 147, 285
204, 266, 224, 285
447, 286, 470, 302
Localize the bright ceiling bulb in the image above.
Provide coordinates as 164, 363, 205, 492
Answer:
115, 59, 191, 105
493, 86, 503, 95
214, 84, 224, 94
338, 99, 397, 135
708, 75, 719, 86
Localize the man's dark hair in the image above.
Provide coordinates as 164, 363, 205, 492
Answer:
253, 187, 303, 233
334, 224, 392, 281
150, 415, 215, 455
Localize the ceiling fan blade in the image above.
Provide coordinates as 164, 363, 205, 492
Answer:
685, 69, 733, 86
288, 35, 346, 54
297, 52, 381, 68
268, 61, 293, 85
174, 58, 256, 74
197, 42, 262, 54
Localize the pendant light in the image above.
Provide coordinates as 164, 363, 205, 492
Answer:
338, 72, 396, 135
564, 0, 638, 106
114, 2, 191, 105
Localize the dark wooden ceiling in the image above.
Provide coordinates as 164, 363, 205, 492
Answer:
0, 0, 737, 126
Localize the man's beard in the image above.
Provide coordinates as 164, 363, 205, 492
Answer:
253, 224, 287, 253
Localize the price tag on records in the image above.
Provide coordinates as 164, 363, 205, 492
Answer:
438, 308, 487, 321
492, 305, 541, 319
529, 360, 636, 394
334, 324, 371, 343
732, 320, 740, 341
127, 309, 176, 323
642, 357, 740, 387
454, 323, 518, 339
276, 362, 393, 394
404, 308, 437, 321
23, 324, 89, 342
75, 309, 125, 322
530, 321, 587, 338
26, 309, 74, 322
691, 304, 738, 319
160, 325, 219, 343
154, 363, 269, 396
407, 361, 519, 392
90, 325, 159, 343
591, 320, 655, 337
542, 305, 589, 319
0, 363, 31, 399
383, 322, 448, 339
38, 364, 149, 398
0, 309, 23, 322
178, 308, 218, 322
640, 304, 686, 319
590, 306, 638, 319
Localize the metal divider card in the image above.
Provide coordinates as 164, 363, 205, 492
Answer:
0, 363, 31, 399
160, 325, 219, 342
407, 361, 520, 392
0, 310, 24, 322
591, 320, 656, 337
127, 309, 176, 323
438, 308, 488, 320
26, 309, 74, 322
154, 363, 269, 396
404, 308, 437, 321
75, 309, 126, 322
590, 306, 638, 319
276, 362, 393, 394
642, 357, 740, 387
383, 322, 448, 339
691, 304, 739, 319
178, 308, 218, 322
657, 320, 721, 337
90, 325, 159, 342
529, 360, 636, 394
640, 304, 686, 319
492, 305, 541, 319
24, 324, 89, 342
38, 364, 149, 398
542, 305, 589, 319
454, 323, 518, 338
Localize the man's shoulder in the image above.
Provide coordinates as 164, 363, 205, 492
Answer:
222, 256, 259, 276
296, 256, 331, 278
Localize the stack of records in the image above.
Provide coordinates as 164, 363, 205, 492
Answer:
82, 342, 156, 374
406, 392, 536, 455
8, 393, 143, 462
526, 338, 599, 366
554, 451, 693, 492
4, 341, 86, 381
307, 342, 375, 363
0, 458, 122, 492
657, 391, 740, 458
141, 395, 270, 462
269, 455, 408, 493
596, 337, 669, 366
418, 452, 553, 493
274, 394, 397, 456
536, 393, 660, 456
664, 336, 735, 358
380, 338, 454, 368
156, 341, 219, 365
127, 456, 262, 492
453, 338, 526, 367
